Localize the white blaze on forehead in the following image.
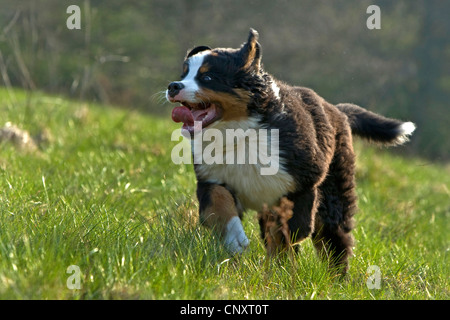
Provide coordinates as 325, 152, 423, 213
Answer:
179, 51, 210, 102
184, 51, 210, 81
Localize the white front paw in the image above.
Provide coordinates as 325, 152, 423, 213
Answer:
223, 216, 249, 254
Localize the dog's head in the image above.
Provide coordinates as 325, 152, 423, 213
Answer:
166, 29, 263, 135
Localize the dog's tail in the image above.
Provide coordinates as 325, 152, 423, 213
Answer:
336, 103, 416, 146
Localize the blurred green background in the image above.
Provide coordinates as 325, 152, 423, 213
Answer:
0, 0, 448, 160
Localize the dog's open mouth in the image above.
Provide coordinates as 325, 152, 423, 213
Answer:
171, 102, 222, 135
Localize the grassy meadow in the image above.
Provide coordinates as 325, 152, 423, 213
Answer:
0, 88, 448, 299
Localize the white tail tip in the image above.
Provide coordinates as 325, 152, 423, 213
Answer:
396, 122, 416, 145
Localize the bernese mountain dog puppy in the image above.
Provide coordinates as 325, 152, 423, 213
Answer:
166, 29, 415, 274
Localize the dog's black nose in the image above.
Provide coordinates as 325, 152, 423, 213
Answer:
167, 82, 185, 98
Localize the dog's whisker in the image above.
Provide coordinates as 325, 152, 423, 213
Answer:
151, 90, 169, 105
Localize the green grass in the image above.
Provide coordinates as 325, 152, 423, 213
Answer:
0, 88, 448, 299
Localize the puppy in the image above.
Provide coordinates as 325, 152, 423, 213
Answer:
166, 29, 415, 273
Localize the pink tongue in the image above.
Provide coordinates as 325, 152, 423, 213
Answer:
172, 106, 194, 125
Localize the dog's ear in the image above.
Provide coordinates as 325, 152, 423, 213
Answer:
186, 45, 211, 59
239, 28, 262, 72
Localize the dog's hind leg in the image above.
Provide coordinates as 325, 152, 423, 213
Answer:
196, 181, 249, 254
312, 126, 357, 274
286, 188, 320, 244
258, 197, 294, 256
312, 213, 354, 275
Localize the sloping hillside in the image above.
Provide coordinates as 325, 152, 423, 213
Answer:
0, 88, 448, 299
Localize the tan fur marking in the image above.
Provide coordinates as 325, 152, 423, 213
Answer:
199, 64, 210, 74
242, 43, 256, 70
201, 185, 238, 236
197, 88, 250, 122
258, 197, 294, 256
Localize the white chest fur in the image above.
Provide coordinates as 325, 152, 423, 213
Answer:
193, 117, 296, 211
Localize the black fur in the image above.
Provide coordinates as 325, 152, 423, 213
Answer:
186, 45, 211, 58
336, 103, 407, 145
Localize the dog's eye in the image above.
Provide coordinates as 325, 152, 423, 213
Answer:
202, 75, 212, 82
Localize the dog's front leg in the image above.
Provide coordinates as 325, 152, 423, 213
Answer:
196, 181, 249, 254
